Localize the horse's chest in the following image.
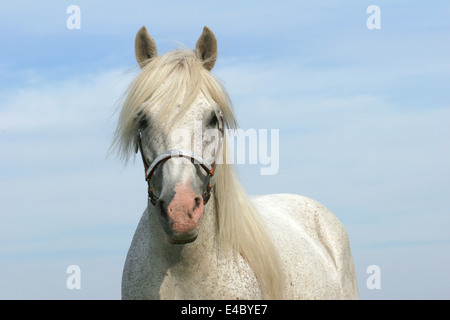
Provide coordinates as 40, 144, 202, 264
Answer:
157, 254, 262, 300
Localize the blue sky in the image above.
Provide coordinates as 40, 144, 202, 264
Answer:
1, 1, 449, 299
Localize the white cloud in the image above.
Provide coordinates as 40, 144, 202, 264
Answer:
0, 69, 134, 132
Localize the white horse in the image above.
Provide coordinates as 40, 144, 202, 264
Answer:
113, 26, 358, 299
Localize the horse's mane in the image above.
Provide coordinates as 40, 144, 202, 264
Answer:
112, 49, 283, 299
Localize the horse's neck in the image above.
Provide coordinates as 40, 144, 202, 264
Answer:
146, 194, 218, 260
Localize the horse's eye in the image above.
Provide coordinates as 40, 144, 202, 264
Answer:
138, 114, 149, 129
208, 113, 218, 127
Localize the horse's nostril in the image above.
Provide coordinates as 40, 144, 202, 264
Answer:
158, 199, 168, 214
194, 196, 202, 209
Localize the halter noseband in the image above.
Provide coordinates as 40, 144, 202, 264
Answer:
136, 113, 224, 206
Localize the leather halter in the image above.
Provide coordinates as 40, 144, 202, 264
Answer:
136, 112, 224, 206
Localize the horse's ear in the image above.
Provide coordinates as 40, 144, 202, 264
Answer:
195, 26, 217, 71
135, 26, 157, 68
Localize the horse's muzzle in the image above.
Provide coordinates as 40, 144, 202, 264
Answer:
156, 182, 204, 244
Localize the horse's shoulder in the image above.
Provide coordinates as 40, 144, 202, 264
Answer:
252, 193, 358, 299
251, 193, 350, 257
